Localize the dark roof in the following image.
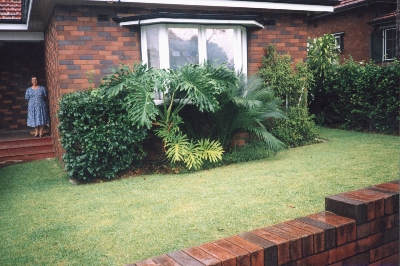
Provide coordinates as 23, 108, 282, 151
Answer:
235, 0, 339, 5
334, 0, 396, 12
368, 11, 397, 25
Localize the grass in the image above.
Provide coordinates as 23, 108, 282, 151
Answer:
0, 127, 398, 265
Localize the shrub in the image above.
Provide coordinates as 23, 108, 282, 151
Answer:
267, 107, 318, 147
258, 44, 318, 146
58, 90, 147, 181
200, 140, 277, 169
220, 141, 277, 164
258, 45, 312, 109
318, 58, 400, 134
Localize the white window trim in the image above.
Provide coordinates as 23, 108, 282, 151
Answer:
383, 27, 396, 61
121, 18, 263, 28
333, 32, 344, 53
141, 23, 248, 74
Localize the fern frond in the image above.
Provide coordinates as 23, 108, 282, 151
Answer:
245, 125, 285, 151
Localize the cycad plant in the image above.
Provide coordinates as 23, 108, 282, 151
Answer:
98, 62, 237, 169
186, 75, 286, 150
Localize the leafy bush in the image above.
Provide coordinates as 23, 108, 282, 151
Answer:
258, 45, 312, 109
199, 141, 277, 169
220, 141, 277, 164
267, 107, 318, 147
58, 90, 147, 181
315, 58, 400, 134
258, 44, 318, 146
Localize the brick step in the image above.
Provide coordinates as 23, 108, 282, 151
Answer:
0, 145, 54, 157
0, 136, 55, 162
0, 151, 55, 163
0, 136, 52, 149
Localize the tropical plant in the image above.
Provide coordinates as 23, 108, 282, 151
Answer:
98, 63, 238, 169
202, 74, 286, 150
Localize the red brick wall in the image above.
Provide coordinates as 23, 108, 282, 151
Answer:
132, 180, 399, 266
248, 13, 308, 74
0, 42, 46, 132
307, 7, 374, 63
44, 5, 142, 160
45, 11, 62, 160
53, 5, 141, 93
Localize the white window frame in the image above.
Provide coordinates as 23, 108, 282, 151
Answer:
333, 32, 344, 53
141, 24, 248, 74
383, 27, 396, 61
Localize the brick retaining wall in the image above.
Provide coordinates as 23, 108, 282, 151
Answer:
130, 180, 399, 266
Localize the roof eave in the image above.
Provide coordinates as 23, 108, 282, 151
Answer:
88, 0, 335, 12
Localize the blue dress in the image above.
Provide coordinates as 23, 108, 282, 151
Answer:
25, 86, 50, 127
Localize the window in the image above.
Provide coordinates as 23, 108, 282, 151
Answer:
371, 26, 397, 63
383, 27, 396, 61
141, 24, 247, 73
333, 32, 344, 53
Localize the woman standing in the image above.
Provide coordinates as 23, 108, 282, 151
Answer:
25, 76, 50, 137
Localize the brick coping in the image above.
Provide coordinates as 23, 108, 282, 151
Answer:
130, 180, 399, 266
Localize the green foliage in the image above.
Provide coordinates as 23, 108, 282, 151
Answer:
258, 45, 312, 108
307, 34, 399, 134
99, 63, 237, 170
258, 44, 318, 146
307, 34, 341, 114
58, 90, 147, 181
154, 115, 224, 170
268, 107, 318, 147
307, 34, 340, 79
98, 63, 160, 129
322, 59, 400, 133
180, 75, 287, 151
219, 141, 277, 164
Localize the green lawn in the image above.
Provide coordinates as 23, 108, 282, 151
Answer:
0, 127, 398, 266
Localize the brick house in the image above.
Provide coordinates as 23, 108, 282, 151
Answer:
307, 0, 398, 63
0, 0, 337, 161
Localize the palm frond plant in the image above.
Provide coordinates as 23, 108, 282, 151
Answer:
201, 74, 287, 151
98, 62, 237, 170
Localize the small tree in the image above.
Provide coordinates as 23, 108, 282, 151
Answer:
307, 34, 340, 114
258, 44, 318, 147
